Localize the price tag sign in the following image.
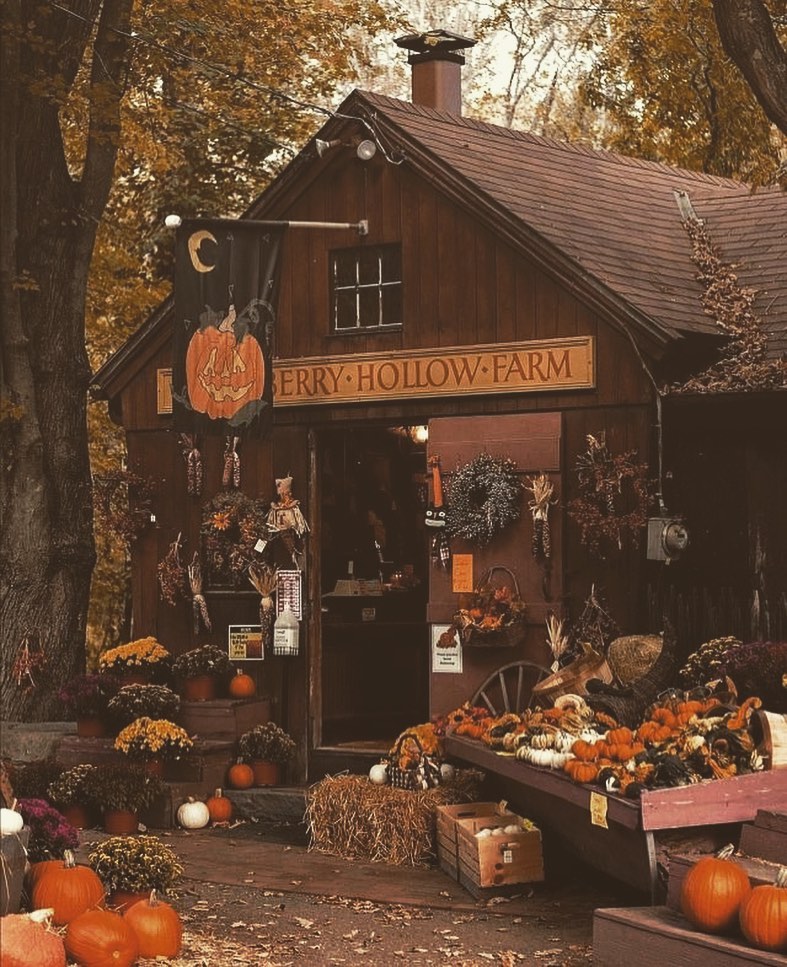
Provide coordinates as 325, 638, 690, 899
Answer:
228, 625, 264, 660
451, 554, 474, 593
589, 791, 609, 829
276, 570, 302, 619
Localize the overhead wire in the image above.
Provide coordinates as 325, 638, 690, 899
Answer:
47, 0, 402, 161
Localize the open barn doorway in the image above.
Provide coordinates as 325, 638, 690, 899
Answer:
315, 424, 430, 755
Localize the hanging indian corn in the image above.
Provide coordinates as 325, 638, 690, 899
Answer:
526, 472, 555, 561
248, 562, 278, 655
179, 434, 203, 497
188, 552, 212, 633
223, 436, 241, 489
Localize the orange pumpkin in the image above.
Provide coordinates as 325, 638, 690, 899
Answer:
564, 759, 599, 784
228, 670, 256, 698
739, 867, 787, 952
124, 889, 183, 958
185, 325, 264, 420
65, 909, 138, 967
680, 844, 751, 934
31, 850, 105, 926
571, 740, 600, 762
606, 727, 634, 746
1, 910, 67, 967
206, 787, 234, 824
227, 759, 255, 790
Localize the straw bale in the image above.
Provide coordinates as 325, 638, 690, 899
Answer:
305, 770, 483, 867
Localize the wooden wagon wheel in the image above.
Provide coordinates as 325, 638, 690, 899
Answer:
471, 660, 552, 717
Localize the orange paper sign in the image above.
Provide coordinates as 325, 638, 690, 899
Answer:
452, 554, 474, 593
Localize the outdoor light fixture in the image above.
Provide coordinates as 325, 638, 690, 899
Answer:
164, 213, 183, 228
355, 139, 377, 161
315, 138, 343, 158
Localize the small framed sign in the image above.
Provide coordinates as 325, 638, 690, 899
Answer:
431, 624, 462, 674
276, 569, 302, 620
228, 625, 264, 660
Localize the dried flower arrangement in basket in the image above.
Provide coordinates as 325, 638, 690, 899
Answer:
454, 565, 527, 647
567, 432, 650, 557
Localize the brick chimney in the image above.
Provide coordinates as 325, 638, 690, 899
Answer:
395, 29, 476, 115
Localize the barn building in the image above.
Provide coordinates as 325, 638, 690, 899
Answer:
92, 31, 787, 782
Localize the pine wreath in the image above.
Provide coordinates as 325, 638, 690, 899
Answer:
445, 453, 522, 546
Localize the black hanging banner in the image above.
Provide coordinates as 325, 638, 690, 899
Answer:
172, 219, 285, 437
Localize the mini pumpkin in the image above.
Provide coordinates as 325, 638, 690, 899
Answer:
680, 844, 751, 934
206, 787, 234, 824
228, 670, 256, 698
227, 759, 255, 790
564, 759, 599, 784
571, 739, 600, 762
606, 727, 634, 746
739, 867, 787, 952
124, 889, 183, 958
31, 850, 106, 926
65, 909, 138, 967
0, 806, 24, 835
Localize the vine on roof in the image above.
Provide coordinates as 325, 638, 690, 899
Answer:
673, 216, 787, 394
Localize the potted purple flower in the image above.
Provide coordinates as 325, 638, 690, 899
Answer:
59, 673, 122, 737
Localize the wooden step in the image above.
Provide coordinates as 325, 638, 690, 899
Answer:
667, 852, 785, 911
177, 697, 270, 741
739, 810, 787, 866
593, 905, 787, 966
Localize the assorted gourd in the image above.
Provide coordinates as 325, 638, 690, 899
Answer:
443, 690, 766, 799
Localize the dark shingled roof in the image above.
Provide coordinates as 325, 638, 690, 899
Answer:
353, 91, 787, 358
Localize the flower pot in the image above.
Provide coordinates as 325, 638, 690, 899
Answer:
76, 715, 107, 738
143, 758, 165, 778
118, 671, 151, 687
62, 803, 94, 830
103, 808, 139, 835
108, 889, 149, 913
181, 674, 216, 701
251, 760, 280, 786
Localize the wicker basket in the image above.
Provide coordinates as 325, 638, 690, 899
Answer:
386, 732, 441, 790
531, 642, 613, 705
455, 565, 527, 649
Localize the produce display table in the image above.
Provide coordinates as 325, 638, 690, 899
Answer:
443, 735, 787, 901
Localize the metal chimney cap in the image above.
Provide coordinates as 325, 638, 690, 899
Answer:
394, 29, 476, 57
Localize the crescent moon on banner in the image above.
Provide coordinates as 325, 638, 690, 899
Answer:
188, 230, 218, 273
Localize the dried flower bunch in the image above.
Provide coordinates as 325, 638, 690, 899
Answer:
98, 636, 171, 673
172, 643, 232, 681
58, 673, 121, 718
81, 763, 165, 812
92, 468, 155, 544
17, 798, 80, 861
47, 764, 97, 809
200, 490, 269, 587
114, 717, 193, 761
157, 534, 189, 606
720, 641, 787, 712
238, 722, 296, 764
445, 453, 522, 546
89, 834, 184, 894
107, 684, 180, 727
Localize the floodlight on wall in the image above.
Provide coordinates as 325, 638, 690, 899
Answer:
164, 213, 182, 228
315, 138, 343, 158
356, 139, 377, 161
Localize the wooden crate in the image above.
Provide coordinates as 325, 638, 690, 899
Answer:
456, 813, 544, 890
178, 697, 270, 741
435, 802, 507, 880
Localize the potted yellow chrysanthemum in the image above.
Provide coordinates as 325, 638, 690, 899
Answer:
113, 717, 193, 778
98, 637, 171, 685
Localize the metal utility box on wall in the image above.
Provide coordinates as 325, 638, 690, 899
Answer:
647, 516, 689, 563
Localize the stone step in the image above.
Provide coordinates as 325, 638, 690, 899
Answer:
224, 786, 307, 825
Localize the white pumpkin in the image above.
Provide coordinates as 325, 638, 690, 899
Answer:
368, 763, 388, 785
0, 807, 24, 835
177, 797, 210, 829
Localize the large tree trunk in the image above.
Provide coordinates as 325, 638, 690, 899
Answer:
0, 0, 132, 721
712, 0, 787, 137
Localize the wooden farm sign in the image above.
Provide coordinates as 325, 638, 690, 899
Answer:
156, 337, 594, 413
271, 337, 594, 405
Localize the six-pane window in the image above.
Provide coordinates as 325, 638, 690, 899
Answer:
331, 245, 402, 331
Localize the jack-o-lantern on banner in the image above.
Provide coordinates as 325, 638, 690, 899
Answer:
172, 219, 286, 436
